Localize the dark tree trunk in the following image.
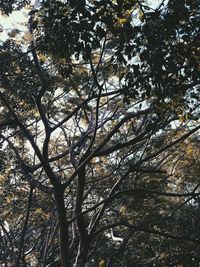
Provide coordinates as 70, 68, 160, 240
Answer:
16, 187, 33, 267
75, 163, 89, 267
76, 242, 89, 267
54, 187, 71, 267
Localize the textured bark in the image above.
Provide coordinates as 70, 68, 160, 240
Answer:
75, 164, 89, 267
54, 187, 71, 267
16, 187, 33, 267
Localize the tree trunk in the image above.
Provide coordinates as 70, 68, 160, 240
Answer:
75, 163, 89, 267
54, 187, 71, 267
76, 241, 89, 267
16, 187, 33, 267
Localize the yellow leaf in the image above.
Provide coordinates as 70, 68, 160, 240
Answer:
160, 252, 167, 258
179, 113, 188, 123
117, 17, 127, 25
34, 110, 40, 118
78, 66, 87, 74
119, 205, 127, 215
99, 258, 106, 267
179, 115, 184, 124
186, 145, 193, 155
23, 32, 33, 42
38, 53, 47, 63
35, 208, 42, 215
91, 52, 101, 64
124, 9, 132, 17
139, 10, 145, 22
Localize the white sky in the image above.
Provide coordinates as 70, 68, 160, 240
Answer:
0, 10, 28, 42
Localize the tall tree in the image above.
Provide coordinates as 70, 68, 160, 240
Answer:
0, 0, 200, 266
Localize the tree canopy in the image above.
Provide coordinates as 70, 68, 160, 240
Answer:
0, 0, 200, 266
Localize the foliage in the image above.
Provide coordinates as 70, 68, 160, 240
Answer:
0, 0, 200, 267
0, 0, 29, 15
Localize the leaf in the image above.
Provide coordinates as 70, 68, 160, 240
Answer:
99, 258, 106, 267
138, 10, 145, 22
186, 145, 193, 155
179, 115, 184, 124
117, 17, 127, 26
38, 53, 47, 64
119, 205, 127, 215
8, 28, 20, 38
23, 32, 33, 42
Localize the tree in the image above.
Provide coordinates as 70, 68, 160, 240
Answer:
0, 0, 200, 266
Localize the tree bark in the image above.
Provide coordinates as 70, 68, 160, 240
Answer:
54, 187, 71, 267
75, 164, 89, 267
16, 186, 33, 267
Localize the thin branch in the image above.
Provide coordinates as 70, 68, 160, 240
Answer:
64, 108, 149, 187
68, 187, 200, 226
0, 133, 53, 194
0, 93, 60, 187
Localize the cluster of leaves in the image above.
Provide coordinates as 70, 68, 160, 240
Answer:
0, 0, 200, 266
34, 0, 200, 106
35, 0, 137, 59
0, 0, 29, 15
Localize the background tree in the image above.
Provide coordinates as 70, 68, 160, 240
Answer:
0, 0, 200, 266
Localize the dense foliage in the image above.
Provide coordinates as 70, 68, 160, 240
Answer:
0, 0, 200, 266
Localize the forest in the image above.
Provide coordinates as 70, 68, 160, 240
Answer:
0, 0, 200, 266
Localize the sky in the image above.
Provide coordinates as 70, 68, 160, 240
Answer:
0, 10, 28, 42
